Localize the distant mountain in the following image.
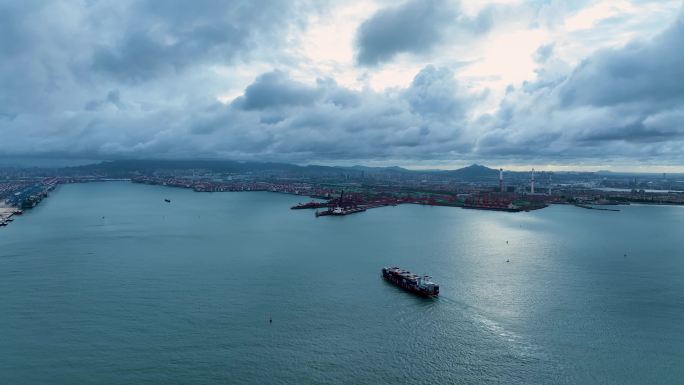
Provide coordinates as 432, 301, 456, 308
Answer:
67, 159, 416, 176
63, 160, 515, 181
443, 164, 499, 179
70, 159, 290, 171
342, 165, 410, 173
62, 159, 643, 182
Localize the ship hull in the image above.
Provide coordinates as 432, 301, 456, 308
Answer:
291, 202, 328, 209
315, 207, 366, 217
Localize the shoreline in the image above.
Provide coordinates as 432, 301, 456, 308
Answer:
3, 180, 682, 229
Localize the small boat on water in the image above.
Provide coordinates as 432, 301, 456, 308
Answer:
164, 199, 171, 203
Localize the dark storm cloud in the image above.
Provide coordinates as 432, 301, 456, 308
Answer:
354, 0, 505, 66
232, 71, 322, 110
91, 0, 303, 83
355, 0, 457, 66
559, 15, 684, 108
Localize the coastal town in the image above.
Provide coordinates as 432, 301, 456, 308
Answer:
1, 160, 683, 226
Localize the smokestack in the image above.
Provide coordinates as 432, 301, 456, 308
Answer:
548, 173, 552, 195
499, 168, 504, 192
531, 168, 535, 194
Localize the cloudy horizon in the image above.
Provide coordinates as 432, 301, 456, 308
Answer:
1, 0, 683, 172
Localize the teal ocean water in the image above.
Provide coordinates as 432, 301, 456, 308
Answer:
1, 182, 683, 384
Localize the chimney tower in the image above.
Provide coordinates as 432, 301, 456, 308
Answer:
530, 168, 535, 194
499, 168, 504, 192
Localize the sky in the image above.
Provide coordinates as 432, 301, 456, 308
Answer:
0, 0, 683, 171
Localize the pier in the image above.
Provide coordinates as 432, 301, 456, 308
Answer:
0, 206, 21, 227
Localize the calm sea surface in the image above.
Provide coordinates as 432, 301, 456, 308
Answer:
1, 182, 683, 384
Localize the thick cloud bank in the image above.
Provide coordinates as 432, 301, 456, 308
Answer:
476, 9, 684, 163
0, 1, 683, 167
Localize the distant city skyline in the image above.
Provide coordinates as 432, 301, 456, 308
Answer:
1, 1, 683, 171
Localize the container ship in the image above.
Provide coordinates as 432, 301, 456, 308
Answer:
381, 267, 439, 297
315, 206, 366, 217
291, 201, 328, 210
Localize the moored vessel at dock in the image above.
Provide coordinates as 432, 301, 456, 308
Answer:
291, 201, 328, 210
315, 206, 366, 217
461, 203, 522, 212
314, 190, 367, 217
381, 267, 439, 297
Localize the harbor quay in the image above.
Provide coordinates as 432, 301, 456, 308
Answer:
2, 164, 684, 227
